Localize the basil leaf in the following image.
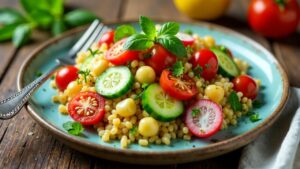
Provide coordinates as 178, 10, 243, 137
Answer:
64, 10, 99, 27
124, 34, 154, 50
52, 18, 66, 36
63, 121, 84, 136
228, 92, 242, 112
158, 22, 179, 36
114, 25, 136, 42
49, 0, 64, 16
12, 24, 32, 47
139, 16, 156, 39
0, 8, 25, 25
0, 24, 19, 41
30, 10, 53, 28
156, 34, 187, 57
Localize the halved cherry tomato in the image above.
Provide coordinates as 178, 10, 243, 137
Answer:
55, 66, 79, 91
145, 44, 177, 74
191, 48, 218, 81
176, 32, 195, 47
105, 38, 139, 65
160, 70, 197, 100
185, 99, 223, 138
98, 30, 115, 46
232, 75, 258, 100
68, 92, 105, 125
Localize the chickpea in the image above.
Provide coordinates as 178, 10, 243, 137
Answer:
138, 117, 159, 137
64, 81, 82, 98
203, 36, 215, 48
115, 98, 137, 117
91, 59, 109, 76
135, 66, 156, 84
205, 85, 225, 103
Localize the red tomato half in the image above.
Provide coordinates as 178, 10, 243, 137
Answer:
98, 30, 115, 46
145, 44, 177, 74
106, 38, 139, 65
232, 75, 258, 100
191, 49, 218, 81
55, 66, 79, 91
248, 0, 300, 38
68, 92, 105, 125
160, 70, 198, 100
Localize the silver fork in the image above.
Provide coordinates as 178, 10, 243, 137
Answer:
0, 20, 108, 119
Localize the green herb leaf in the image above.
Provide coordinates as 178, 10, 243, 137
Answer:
114, 25, 136, 42
228, 92, 242, 112
0, 8, 25, 25
183, 29, 193, 35
78, 69, 91, 83
252, 99, 264, 109
124, 34, 154, 50
171, 61, 184, 77
193, 65, 203, 78
139, 16, 156, 39
12, 24, 32, 47
88, 48, 100, 57
0, 23, 19, 41
248, 112, 261, 122
156, 34, 187, 57
192, 108, 201, 117
186, 45, 194, 55
51, 18, 66, 36
35, 71, 42, 77
141, 83, 150, 89
49, 0, 64, 16
64, 10, 99, 27
63, 121, 84, 136
129, 125, 138, 135
157, 22, 179, 36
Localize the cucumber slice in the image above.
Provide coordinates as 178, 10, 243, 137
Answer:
95, 66, 133, 99
211, 47, 240, 78
142, 84, 184, 122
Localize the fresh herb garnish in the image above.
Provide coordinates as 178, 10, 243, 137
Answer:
63, 121, 84, 136
171, 61, 185, 77
247, 111, 261, 122
129, 125, 138, 135
124, 16, 187, 58
51, 75, 55, 80
134, 83, 150, 100
193, 65, 203, 78
252, 99, 264, 108
183, 29, 193, 35
228, 91, 242, 112
192, 108, 201, 117
35, 71, 42, 77
88, 48, 100, 57
186, 45, 194, 55
78, 69, 91, 83
114, 25, 136, 42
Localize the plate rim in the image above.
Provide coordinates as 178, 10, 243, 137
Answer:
17, 19, 289, 163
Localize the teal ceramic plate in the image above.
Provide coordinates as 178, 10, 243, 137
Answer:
18, 21, 289, 164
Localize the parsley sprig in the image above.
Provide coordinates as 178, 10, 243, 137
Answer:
88, 48, 101, 57
123, 16, 187, 58
78, 69, 91, 83
171, 61, 185, 77
63, 121, 84, 136
228, 91, 242, 112
133, 83, 150, 100
247, 111, 261, 122
193, 65, 203, 78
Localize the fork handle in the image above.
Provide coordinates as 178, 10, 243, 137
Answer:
0, 63, 61, 119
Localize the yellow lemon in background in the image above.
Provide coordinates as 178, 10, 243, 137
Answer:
173, 0, 231, 20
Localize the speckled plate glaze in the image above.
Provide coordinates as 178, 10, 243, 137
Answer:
18, 20, 289, 164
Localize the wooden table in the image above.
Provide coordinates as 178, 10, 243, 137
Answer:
0, 0, 299, 168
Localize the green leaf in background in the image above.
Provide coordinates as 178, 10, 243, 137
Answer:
114, 25, 136, 42
64, 10, 99, 27
21, 0, 54, 15
0, 24, 19, 41
49, 0, 64, 16
158, 22, 179, 36
0, 8, 25, 25
12, 24, 32, 47
156, 34, 187, 57
123, 34, 154, 50
139, 16, 156, 39
30, 10, 53, 28
52, 18, 66, 36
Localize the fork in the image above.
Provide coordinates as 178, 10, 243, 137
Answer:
0, 20, 108, 120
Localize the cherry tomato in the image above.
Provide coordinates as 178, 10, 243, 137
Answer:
248, 0, 300, 38
55, 66, 79, 91
160, 70, 197, 100
145, 44, 177, 74
68, 92, 105, 125
185, 99, 223, 138
176, 32, 195, 47
98, 30, 115, 46
232, 75, 258, 100
191, 49, 218, 81
106, 38, 140, 65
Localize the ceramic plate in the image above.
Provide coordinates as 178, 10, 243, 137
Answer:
18, 21, 289, 164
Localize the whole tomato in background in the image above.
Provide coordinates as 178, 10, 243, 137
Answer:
248, 0, 300, 38
173, 0, 231, 20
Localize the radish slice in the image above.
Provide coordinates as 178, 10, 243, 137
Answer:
184, 99, 223, 138
176, 32, 195, 47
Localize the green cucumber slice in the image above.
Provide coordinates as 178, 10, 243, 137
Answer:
95, 66, 133, 99
142, 84, 184, 122
211, 47, 240, 78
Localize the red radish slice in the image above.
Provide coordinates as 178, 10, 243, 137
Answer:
176, 32, 195, 47
184, 99, 223, 138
